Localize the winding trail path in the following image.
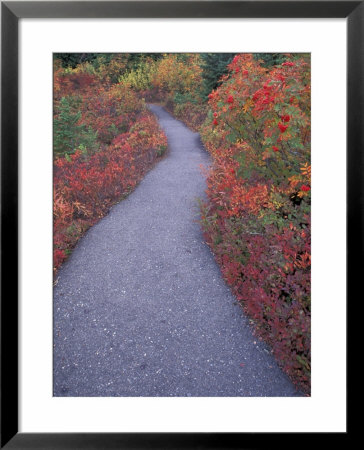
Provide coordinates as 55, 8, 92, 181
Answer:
54, 105, 301, 396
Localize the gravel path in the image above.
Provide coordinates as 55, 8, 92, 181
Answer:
53, 105, 302, 396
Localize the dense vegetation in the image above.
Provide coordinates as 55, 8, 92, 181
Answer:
53, 55, 167, 270
54, 53, 311, 393
200, 54, 311, 393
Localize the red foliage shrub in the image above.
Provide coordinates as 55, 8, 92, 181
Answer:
81, 84, 145, 144
200, 54, 311, 393
171, 102, 207, 132
54, 68, 98, 101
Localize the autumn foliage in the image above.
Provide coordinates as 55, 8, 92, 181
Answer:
53, 53, 311, 393
154, 54, 207, 131
199, 54, 311, 393
53, 60, 167, 272
120, 54, 208, 131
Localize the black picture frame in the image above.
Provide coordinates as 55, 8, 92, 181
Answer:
1, 1, 357, 448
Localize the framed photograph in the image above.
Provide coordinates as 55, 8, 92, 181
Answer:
1, 1, 357, 447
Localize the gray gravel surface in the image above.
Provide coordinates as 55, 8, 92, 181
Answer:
53, 105, 302, 397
